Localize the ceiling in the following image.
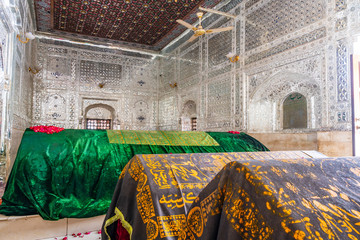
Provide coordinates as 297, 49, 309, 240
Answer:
34, 0, 224, 52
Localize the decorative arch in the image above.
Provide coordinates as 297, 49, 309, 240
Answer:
84, 104, 116, 129
181, 100, 197, 117
248, 71, 321, 132
181, 100, 197, 131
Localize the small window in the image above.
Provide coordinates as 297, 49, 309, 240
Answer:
86, 119, 111, 130
283, 93, 307, 129
191, 118, 197, 131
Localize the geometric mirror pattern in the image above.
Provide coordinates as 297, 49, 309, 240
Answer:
245, 0, 325, 51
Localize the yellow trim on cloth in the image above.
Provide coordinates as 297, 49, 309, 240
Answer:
107, 130, 219, 146
104, 207, 133, 240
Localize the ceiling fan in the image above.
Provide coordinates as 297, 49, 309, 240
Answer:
176, 7, 235, 42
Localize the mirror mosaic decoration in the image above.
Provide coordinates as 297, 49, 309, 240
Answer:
0, 0, 358, 185
159, 0, 355, 133
245, 0, 325, 51
34, 39, 159, 130
0, 0, 36, 183
0, 0, 357, 176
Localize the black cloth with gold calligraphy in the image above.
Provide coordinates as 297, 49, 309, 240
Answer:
185, 157, 360, 240
102, 151, 336, 240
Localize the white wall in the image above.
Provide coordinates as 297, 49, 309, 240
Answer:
159, 0, 359, 135
1, 0, 360, 174
33, 40, 159, 131
0, 0, 36, 177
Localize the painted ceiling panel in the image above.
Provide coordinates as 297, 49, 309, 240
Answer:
34, 0, 224, 51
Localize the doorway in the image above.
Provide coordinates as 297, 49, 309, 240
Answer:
181, 100, 197, 131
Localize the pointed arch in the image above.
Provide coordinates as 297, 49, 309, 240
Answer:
248, 71, 321, 132
84, 104, 116, 129
181, 100, 197, 131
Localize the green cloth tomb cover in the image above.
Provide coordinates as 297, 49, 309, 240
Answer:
0, 129, 268, 220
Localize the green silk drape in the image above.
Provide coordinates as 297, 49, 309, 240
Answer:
0, 129, 268, 220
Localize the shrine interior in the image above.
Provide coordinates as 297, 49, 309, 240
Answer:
0, 0, 360, 239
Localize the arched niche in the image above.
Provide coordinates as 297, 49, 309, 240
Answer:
84, 104, 116, 129
181, 100, 197, 131
248, 71, 320, 132
283, 92, 307, 129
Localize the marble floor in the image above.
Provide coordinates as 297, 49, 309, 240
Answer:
0, 180, 105, 240
0, 213, 105, 240
40, 230, 101, 240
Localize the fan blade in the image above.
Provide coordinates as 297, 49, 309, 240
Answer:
188, 34, 199, 42
176, 19, 197, 31
206, 26, 234, 34
199, 7, 236, 19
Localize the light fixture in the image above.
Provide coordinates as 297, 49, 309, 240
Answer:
17, 32, 36, 44
28, 67, 40, 74
169, 82, 177, 88
226, 52, 240, 63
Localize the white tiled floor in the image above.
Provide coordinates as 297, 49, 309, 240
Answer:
39, 230, 101, 240
0, 214, 105, 240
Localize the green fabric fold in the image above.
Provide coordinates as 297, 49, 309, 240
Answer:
0, 129, 268, 220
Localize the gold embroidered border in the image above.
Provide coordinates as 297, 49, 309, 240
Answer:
107, 130, 219, 146
137, 185, 156, 223
157, 214, 187, 238
104, 207, 133, 240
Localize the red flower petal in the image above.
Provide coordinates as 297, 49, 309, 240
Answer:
30, 125, 65, 134
228, 131, 240, 134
